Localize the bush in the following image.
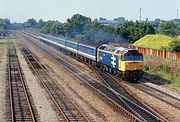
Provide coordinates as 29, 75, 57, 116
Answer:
144, 65, 153, 71
168, 38, 180, 52
134, 34, 173, 50
155, 64, 170, 73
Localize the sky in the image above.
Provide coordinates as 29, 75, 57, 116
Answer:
0, 0, 180, 23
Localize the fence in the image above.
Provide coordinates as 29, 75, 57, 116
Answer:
111, 43, 180, 60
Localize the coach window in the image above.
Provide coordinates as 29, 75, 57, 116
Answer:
99, 46, 106, 50
111, 49, 116, 52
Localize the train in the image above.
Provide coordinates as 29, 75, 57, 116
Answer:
38, 33, 144, 81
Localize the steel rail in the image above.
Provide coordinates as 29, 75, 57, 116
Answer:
8, 48, 15, 122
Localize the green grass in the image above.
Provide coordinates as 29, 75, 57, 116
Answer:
0, 37, 20, 47
0, 39, 9, 63
168, 75, 180, 90
134, 34, 174, 50
0, 39, 11, 46
144, 55, 180, 91
11, 38, 20, 45
0, 37, 20, 63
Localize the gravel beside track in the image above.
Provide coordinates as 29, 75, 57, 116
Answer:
0, 48, 7, 121
17, 48, 60, 122
122, 83, 180, 122
147, 83, 180, 99
131, 80, 180, 110
142, 78, 180, 99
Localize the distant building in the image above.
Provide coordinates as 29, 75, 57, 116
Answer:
0, 32, 5, 36
98, 20, 119, 25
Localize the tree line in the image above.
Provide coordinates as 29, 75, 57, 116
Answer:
0, 18, 10, 36
1, 14, 180, 51
17, 14, 156, 43
19, 14, 180, 43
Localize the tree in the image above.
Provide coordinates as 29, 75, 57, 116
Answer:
168, 38, 180, 52
159, 21, 178, 37
42, 20, 64, 35
115, 20, 155, 43
64, 14, 92, 37
38, 19, 45, 29
0, 18, 11, 35
10, 23, 24, 30
24, 18, 37, 28
151, 18, 161, 28
18, 15, 157, 44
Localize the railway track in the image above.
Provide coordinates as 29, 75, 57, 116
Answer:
133, 78, 180, 110
19, 33, 169, 122
20, 47, 92, 122
90, 66, 170, 122
6, 46, 38, 122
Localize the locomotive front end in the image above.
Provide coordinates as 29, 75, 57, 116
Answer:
119, 50, 144, 80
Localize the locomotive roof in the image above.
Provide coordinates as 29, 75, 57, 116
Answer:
99, 44, 137, 55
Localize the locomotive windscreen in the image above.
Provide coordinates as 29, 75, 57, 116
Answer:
122, 51, 143, 61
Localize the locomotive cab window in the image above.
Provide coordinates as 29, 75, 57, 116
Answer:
122, 52, 143, 61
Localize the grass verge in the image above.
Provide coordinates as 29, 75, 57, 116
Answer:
144, 55, 180, 91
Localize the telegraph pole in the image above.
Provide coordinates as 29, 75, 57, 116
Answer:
139, 8, 142, 21
177, 9, 179, 19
